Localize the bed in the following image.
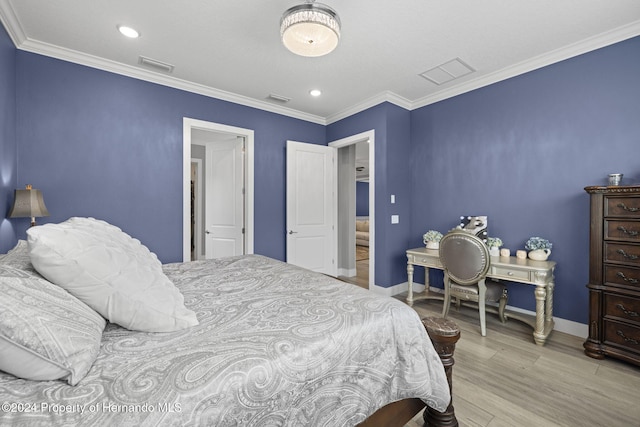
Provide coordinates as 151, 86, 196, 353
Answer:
0, 217, 454, 426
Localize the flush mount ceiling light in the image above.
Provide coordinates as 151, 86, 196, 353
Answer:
309, 89, 322, 97
280, 0, 341, 57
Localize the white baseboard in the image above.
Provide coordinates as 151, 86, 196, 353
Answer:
506, 305, 588, 338
337, 267, 357, 277
368, 281, 425, 296
384, 281, 588, 339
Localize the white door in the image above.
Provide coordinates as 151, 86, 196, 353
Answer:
205, 138, 244, 258
286, 140, 336, 275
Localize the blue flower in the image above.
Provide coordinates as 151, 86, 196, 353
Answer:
525, 237, 552, 250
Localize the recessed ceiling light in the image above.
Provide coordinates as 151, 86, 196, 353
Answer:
309, 89, 322, 97
117, 25, 140, 38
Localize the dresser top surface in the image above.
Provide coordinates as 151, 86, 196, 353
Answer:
585, 185, 640, 194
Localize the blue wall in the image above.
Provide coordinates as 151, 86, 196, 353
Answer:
0, 24, 16, 252
356, 181, 369, 216
13, 52, 325, 263
328, 103, 413, 287
2, 20, 640, 324
409, 36, 640, 323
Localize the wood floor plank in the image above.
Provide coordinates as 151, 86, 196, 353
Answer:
395, 293, 640, 427
455, 379, 561, 426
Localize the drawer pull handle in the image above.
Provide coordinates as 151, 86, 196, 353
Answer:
507, 272, 513, 276
616, 303, 639, 317
617, 202, 640, 213
616, 271, 639, 284
616, 330, 639, 346
616, 249, 639, 261
617, 225, 639, 238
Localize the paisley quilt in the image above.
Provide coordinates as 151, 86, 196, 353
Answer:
0, 255, 449, 426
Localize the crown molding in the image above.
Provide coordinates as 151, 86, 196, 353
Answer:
2, 0, 638, 127
326, 91, 412, 125
328, 21, 640, 123
0, 0, 25, 46
8, 36, 327, 126
411, 20, 640, 110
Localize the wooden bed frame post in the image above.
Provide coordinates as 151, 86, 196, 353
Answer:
356, 316, 460, 427
422, 317, 460, 427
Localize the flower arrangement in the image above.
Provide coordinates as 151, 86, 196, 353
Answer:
423, 230, 443, 244
525, 237, 552, 251
486, 237, 503, 248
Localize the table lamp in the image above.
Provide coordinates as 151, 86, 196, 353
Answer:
8, 184, 50, 226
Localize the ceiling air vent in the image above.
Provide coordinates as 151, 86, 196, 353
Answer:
420, 58, 474, 85
267, 93, 291, 103
138, 56, 175, 74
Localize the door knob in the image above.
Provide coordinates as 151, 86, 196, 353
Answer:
288, 230, 298, 234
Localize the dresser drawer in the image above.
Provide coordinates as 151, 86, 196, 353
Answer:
489, 265, 530, 282
604, 265, 640, 288
606, 197, 640, 218
604, 319, 640, 353
605, 220, 640, 243
406, 252, 441, 268
604, 292, 640, 324
605, 242, 640, 267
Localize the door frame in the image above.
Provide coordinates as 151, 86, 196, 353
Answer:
191, 158, 203, 260
329, 129, 375, 288
182, 118, 254, 262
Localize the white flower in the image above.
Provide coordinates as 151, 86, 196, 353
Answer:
486, 237, 503, 248
423, 230, 443, 243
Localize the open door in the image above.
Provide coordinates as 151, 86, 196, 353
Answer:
286, 141, 336, 276
204, 137, 245, 258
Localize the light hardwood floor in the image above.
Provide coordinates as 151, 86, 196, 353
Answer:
338, 245, 369, 288
338, 250, 640, 426
396, 297, 640, 427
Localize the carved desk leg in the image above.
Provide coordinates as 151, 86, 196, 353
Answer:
407, 262, 415, 306
422, 317, 460, 427
533, 285, 547, 346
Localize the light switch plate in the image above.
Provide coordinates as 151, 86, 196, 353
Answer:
391, 215, 399, 224
391, 195, 395, 204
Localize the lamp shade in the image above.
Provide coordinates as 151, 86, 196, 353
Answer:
9, 185, 50, 225
281, 2, 340, 57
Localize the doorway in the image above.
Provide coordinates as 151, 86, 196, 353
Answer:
182, 118, 254, 262
329, 130, 375, 289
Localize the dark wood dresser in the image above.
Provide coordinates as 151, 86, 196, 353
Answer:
584, 185, 640, 366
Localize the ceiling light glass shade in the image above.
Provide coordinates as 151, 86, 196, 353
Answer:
281, 2, 341, 57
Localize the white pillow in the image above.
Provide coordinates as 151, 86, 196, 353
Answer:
27, 217, 198, 332
0, 265, 106, 385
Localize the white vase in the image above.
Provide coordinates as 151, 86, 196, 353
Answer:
489, 246, 500, 256
528, 249, 551, 261
425, 241, 439, 250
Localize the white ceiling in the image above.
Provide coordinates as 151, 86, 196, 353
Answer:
1, 1, 639, 124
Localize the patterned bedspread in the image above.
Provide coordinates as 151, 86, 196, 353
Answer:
0, 255, 449, 426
